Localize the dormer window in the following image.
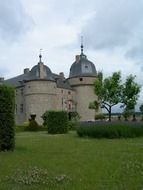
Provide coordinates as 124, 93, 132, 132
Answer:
82, 63, 92, 73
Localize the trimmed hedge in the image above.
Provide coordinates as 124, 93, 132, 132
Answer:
76, 121, 143, 138
0, 85, 15, 151
43, 111, 68, 134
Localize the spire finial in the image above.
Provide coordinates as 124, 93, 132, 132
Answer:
39, 48, 42, 62
81, 36, 84, 54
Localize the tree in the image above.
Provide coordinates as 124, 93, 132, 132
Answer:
90, 71, 122, 121
121, 75, 141, 115
90, 72, 141, 122
0, 85, 15, 151
139, 103, 143, 120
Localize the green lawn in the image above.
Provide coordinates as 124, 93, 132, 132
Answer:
0, 131, 143, 190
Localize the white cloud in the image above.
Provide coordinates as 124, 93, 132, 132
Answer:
0, 0, 143, 110
0, 0, 33, 42
82, 0, 143, 50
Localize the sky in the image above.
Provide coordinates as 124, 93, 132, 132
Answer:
0, 0, 143, 110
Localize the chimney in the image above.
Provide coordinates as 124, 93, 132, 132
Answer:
59, 72, 64, 79
0, 77, 4, 85
24, 68, 30, 74
75, 55, 80, 63
38, 62, 45, 79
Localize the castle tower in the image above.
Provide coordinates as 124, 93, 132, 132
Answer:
24, 54, 57, 123
68, 43, 97, 121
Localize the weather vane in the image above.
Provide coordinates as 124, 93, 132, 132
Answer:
39, 48, 43, 62
40, 48, 43, 55
81, 36, 83, 45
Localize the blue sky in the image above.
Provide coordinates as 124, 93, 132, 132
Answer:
0, 0, 143, 109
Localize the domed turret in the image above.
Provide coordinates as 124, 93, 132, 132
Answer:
69, 44, 97, 78
29, 54, 54, 81
68, 42, 97, 121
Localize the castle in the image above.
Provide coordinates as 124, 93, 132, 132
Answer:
1, 45, 98, 124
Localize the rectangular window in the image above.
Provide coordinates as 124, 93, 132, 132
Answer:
21, 88, 24, 95
20, 104, 23, 113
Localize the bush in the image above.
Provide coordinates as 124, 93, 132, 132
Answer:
76, 121, 143, 139
68, 111, 80, 121
43, 111, 68, 134
0, 85, 15, 151
95, 113, 105, 120
25, 114, 41, 132
41, 111, 49, 127
68, 111, 79, 131
68, 121, 77, 130
25, 120, 40, 131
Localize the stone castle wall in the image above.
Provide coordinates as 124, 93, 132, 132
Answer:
15, 87, 26, 124
68, 76, 97, 121
15, 76, 97, 124
24, 80, 57, 124
56, 88, 75, 111
16, 80, 75, 124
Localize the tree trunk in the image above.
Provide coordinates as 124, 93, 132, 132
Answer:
108, 107, 111, 122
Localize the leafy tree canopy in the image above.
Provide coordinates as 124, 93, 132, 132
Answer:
90, 72, 141, 121
121, 75, 141, 111
140, 103, 143, 113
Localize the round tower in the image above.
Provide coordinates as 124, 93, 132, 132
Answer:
68, 44, 97, 121
24, 54, 57, 124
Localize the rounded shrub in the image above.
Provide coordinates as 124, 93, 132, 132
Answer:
25, 114, 40, 131
25, 120, 39, 131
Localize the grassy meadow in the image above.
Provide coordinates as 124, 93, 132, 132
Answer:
0, 131, 143, 190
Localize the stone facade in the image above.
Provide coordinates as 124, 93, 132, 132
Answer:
68, 76, 97, 121
3, 49, 98, 124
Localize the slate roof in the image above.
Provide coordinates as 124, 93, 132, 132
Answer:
56, 78, 73, 90
4, 73, 29, 87
69, 53, 97, 78
4, 67, 73, 90
4, 63, 54, 87
30, 63, 54, 81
